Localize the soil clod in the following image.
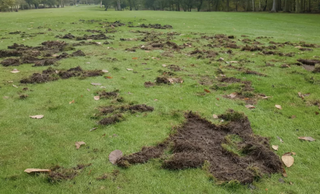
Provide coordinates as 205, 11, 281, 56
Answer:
116, 110, 283, 184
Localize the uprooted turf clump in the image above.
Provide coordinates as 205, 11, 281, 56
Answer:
116, 110, 283, 184
48, 164, 91, 183
98, 104, 154, 125
20, 66, 104, 83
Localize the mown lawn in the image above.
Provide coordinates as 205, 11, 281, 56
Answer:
0, 5, 320, 194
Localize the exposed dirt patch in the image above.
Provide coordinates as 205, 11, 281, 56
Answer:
48, 164, 91, 183
71, 50, 85, 57
98, 90, 119, 99
98, 104, 154, 125
297, 59, 320, 66
156, 76, 183, 84
99, 114, 124, 125
20, 66, 103, 84
135, 24, 172, 29
116, 110, 283, 184
1, 58, 20, 66
219, 77, 241, 83
167, 65, 182, 71
144, 81, 155, 88
76, 33, 108, 40
61, 33, 75, 39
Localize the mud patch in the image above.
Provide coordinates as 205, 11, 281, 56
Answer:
98, 104, 154, 125
167, 65, 182, 71
98, 90, 119, 99
116, 110, 283, 184
144, 81, 155, 88
135, 24, 172, 29
1, 58, 20, 66
298, 59, 320, 66
48, 164, 91, 183
20, 66, 103, 84
156, 76, 183, 84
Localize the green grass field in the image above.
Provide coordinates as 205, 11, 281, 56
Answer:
1, 5, 320, 193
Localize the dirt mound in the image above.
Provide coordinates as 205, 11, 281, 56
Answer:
116, 110, 283, 184
76, 33, 108, 40
127, 104, 154, 112
219, 77, 241, 83
0, 50, 22, 58
156, 76, 183, 84
144, 81, 155, 88
20, 66, 103, 84
99, 114, 124, 125
9, 31, 21, 34
62, 33, 75, 39
71, 50, 85, 57
241, 45, 263, 51
41, 40, 66, 49
48, 164, 91, 183
167, 65, 181, 71
1, 58, 20, 66
297, 59, 320, 66
7, 43, 27, 49
136, 24, 172, 29
98, 104, 154, 125
98, 90, 119, 99
33, 58, 58, 67
106, 21, 125, 27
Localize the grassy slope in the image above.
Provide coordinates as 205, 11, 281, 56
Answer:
0, 5, 320, 194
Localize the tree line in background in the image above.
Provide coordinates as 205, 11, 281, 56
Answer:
1, 0, 319, 13
102, 0, 320, 12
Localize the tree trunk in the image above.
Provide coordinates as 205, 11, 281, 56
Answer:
227, 0, 229, 11
271, 0, 276, 11
252, 0, 255, 11
117, 0, 121, 11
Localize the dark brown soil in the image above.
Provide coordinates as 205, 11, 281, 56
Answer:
20, 66, 103, 84
156, 76, 183, 84
48, 164, 91, 183
0, 50, 22, 58
299, 48, 313, 51
99, 114, 124, 125
76, 33, 108, 40
144, 81, 155, 88
71, 50, 85, 57
244, 70, 266, 77
98, 104, 154, 125
98, 90, 119, 99
135, 24, 172, 29
241, 45, 263, 51
297, 59, 320, 66
1, 58, 20, 66
62, 33, 75, 39
219, 77, 241, 83
116, 110, 283, 184
167, 65, 181, 71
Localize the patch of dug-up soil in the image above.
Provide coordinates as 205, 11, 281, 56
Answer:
134, 24, 173, 29
144, 81, 155, 88
98, 104, 154, 125
156, 76, 183, 84
0, 58, 20, 66
116, 110, 283, 184
48, 164, 91, 183
297, 59, 320, 66
76, 33, 109, 40
20, 66, 104, 84
97, 90, 119, 99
